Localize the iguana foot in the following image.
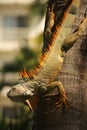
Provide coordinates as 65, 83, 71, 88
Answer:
56, 96, 70, 110
46, 81, 70, 110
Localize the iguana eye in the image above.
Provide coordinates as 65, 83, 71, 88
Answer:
12, 87, 16, 90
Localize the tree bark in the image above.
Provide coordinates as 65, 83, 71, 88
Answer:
33, 0, 87, 130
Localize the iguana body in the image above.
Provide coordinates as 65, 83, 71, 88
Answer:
7, 0, 87, 110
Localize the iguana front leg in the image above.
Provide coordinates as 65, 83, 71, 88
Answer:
46, 81, 69, 109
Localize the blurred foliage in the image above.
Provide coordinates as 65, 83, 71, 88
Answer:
0, 1, 46, 129
2, 0, 47, 73
69, 5, 78, 15
28, 0, 47, 26
0, 105, 33, 130
3, 43, 39, 72
15, 43, 39, 70
33, 33, 43, 51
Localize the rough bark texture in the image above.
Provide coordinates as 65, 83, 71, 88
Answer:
33, 0, 87, 130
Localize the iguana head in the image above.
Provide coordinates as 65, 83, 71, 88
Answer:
7, 83, 34, 102
7, 81, 39, 110
7, 81, 47, 110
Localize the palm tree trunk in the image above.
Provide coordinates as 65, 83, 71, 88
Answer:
33, 0, 87, 130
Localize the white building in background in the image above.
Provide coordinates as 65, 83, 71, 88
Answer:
0, 0, 45, 51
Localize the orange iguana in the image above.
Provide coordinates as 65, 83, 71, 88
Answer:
7, 0, 87, 111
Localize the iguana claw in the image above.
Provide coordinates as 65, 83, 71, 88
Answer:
56, 96, 70, 110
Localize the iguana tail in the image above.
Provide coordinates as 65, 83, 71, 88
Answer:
43, 0, 74, 52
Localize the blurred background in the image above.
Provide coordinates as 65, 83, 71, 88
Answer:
0, 0, 80, 130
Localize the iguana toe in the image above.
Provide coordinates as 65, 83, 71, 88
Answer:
56, 96, 70, 110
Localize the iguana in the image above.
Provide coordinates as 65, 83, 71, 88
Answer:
7, 0, 87, 111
